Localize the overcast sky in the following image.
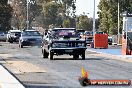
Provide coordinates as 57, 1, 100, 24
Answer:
76, 0, 100, 18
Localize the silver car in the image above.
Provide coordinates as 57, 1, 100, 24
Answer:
0, 31, 7, 42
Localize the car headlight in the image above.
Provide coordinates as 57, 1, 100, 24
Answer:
36, 38, 42, 41
77, 43, 85, 47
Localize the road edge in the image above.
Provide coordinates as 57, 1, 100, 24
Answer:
87, 49, 132, 63
0, 64, 25, 88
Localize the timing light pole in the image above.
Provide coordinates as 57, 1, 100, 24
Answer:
26, 0, 29, 30
118, 0, 120, 44
26, 0, 35, 30
93, 0, 96, 35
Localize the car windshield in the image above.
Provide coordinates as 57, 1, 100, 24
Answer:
51, 29, 77, 38
85, 31, 93, 36
22, 31, 41, 36
11, 32, 21, 36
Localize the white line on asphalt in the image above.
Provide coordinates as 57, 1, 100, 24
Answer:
0, 65, 25, 88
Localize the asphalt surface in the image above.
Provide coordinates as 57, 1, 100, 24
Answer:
0, 42, 131, 88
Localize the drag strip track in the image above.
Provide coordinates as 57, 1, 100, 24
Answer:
0, 42, 131, 88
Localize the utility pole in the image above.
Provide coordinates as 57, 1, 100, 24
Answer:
118, 0, 120, 44
93, 0, 96, 35
26, 0, 29, 30
26, 0, 35, 30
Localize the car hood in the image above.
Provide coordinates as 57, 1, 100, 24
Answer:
59, 37, 78, 40
52, 37, 85, 42
22, 36, 42, 39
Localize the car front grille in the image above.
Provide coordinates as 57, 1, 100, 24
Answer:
28, 39, 36, 41
52, 41, 86, 48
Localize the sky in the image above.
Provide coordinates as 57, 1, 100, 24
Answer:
76, 0, 100, 18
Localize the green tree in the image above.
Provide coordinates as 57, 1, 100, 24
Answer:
42, 1, 59, 28
76, 15, 92, 31
98, 0, 132, 34
11, 0, 42, 29
63, 19, 70, 27
0, 0, 12, 31
98, 0, 110, 33
40, 0, 76, 28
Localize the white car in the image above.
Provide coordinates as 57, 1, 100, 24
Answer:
7, 30, 21, 43
108, 36, 112, 45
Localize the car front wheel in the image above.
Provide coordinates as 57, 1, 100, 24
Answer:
73, 54, 79, 59
9, 40, 13, 43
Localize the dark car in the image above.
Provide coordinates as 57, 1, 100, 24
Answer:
19, 30, 42, 48
82, 31, 93, 44
42, 28, 87, 60
108, 37, 112, 45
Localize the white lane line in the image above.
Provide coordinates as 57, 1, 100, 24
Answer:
0, 65, 25, 88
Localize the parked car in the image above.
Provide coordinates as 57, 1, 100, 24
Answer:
19, 30, 42, 48
7, 30, 21, 43
108, 36, 112, 45
81, 31, 93, 44
0, 31, 7, 42
76, 29, 85, 38
42, 28, 87, 60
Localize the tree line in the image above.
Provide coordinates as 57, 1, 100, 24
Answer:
11, 0, 96, 31
99, 0, 132, 35
0, 0, 12, 31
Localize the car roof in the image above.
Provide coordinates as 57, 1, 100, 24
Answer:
9, 30, 21, 32
24, 30, 38, 32
50, 28, 76, 31
53, 28, 75, 30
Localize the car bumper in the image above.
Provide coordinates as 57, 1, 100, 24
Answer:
50, 47, 87, 55
10, 37, 19, 42
86, 40, 92, 44
22, 41, 42, 46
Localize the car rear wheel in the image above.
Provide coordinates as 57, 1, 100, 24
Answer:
9, 40, 13, 43
8, 38, 13, 43
73, 54, 79, 59
49, 51, 53, 60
